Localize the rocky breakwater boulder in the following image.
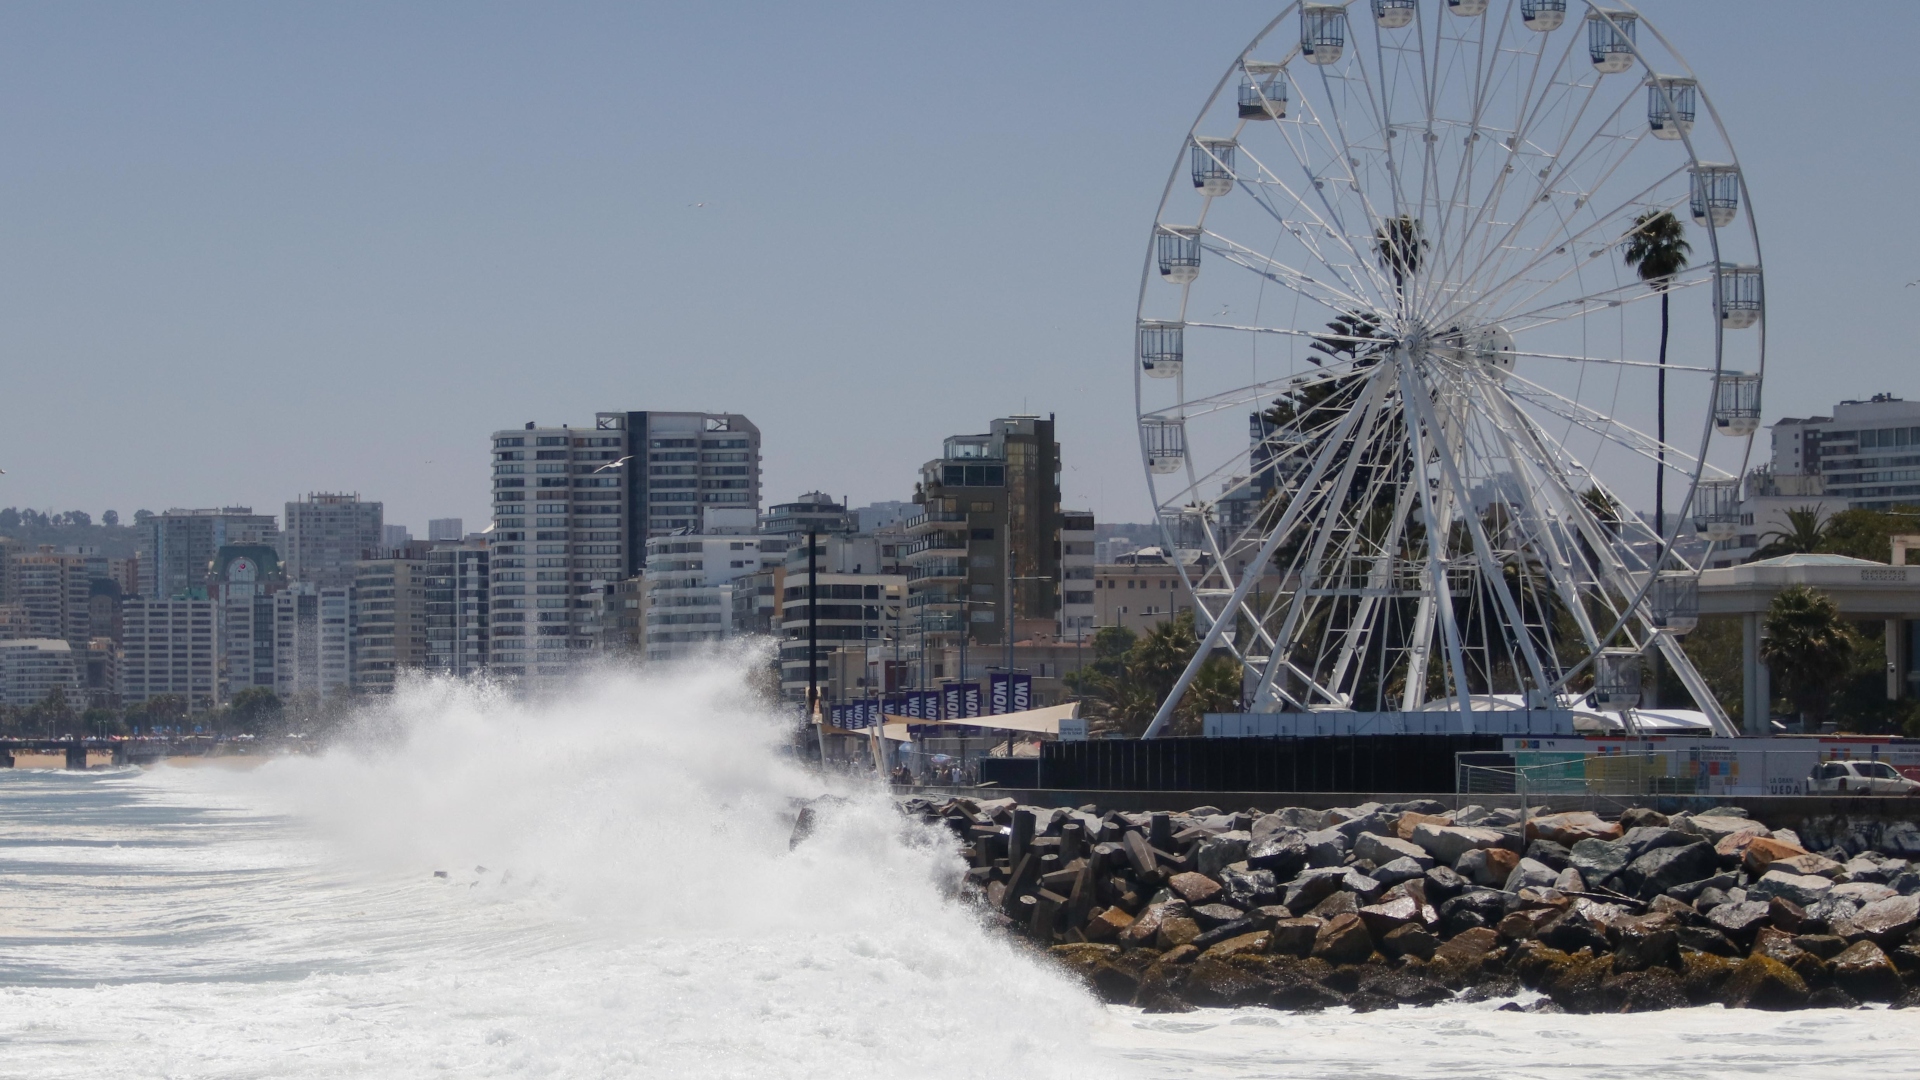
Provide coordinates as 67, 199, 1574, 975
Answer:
894, 796, 1920, 1014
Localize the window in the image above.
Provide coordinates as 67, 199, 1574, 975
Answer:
970, 528, 994, 540
536, 436, 568, 447
971, 501, 994, 512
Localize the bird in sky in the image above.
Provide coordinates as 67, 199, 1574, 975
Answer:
1907, 280, 1920, 288
593, 456, 634, 473
688, 202, 708, 209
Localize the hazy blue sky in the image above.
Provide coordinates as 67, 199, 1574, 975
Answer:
2, 2, 1917, 532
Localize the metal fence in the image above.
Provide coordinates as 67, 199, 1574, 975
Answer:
1457, 745, 1848, 801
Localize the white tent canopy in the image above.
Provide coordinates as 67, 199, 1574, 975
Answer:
879, 702, 1080, 742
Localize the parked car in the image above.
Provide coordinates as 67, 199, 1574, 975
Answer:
1807, 760, 1920, 795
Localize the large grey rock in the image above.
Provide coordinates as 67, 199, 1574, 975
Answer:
1196, 831, 1252, 878
1852, 894, 1920, 942
1269, 806, 1334, 831
1569, 836, 1632, 884
1805, 892, 1862, 928
1750, 870, 1835, 908
1283, 867, 1351, 914
1409, 824, 1505, 865
1706, 899, 1772, 945
1245, 830, 1309, 878
1831, 881, 1897, 906
1372, 856, 1428, 887
1619, 841, 1719, 900
1504, 857, 1559, 894
1335, 812, 1396, 842
1342, 868, 1385, 902
1249, 813, 1290, 841
1218, 865, 1279, 910
1524, 839, 1573, 871
1682, 814, 1769, 844
1667, 872, 1737, 903
1618, 826, 1692, 862
1423, 864, 1467, 903
1452, 804, 1492, 827
1304, 827, 1349, 868
1841, 854, 1908, 885
1354, 832, 1433, 869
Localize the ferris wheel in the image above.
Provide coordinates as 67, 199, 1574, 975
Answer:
1136, 1, 1763, 738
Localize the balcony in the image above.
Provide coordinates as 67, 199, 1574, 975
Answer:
906, 561, 966, 582
906, 592, 958, 610
902, 535, 967, 558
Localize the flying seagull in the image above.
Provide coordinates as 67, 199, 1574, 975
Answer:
593, 456, 634, 473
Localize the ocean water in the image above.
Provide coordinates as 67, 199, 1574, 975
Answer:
1, 660, 1914, 1079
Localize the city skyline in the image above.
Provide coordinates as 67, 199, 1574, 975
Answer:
0, 4, 1916, 529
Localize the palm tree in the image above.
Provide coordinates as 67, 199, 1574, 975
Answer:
1759, 584, 1855, 729
1621, 210, 1691, 537
1374, 215, 1426, 294
1754, 506, 1831, 559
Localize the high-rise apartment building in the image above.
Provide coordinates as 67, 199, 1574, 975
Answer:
210, 546, 286, 698
119, 598, 219, 712
776, 531, 904, 701
424, 540, 489, 677
284, 494, 383, 587
136, 508, 279, 599
488, 411, 762, 680
0, 639, 81, 708
354, 550, 430, 693
273, 584, 354, 702
6, 546, 93, 647
427, 518, 464, 542
1059, 511, 1097, 638
903, 416, 1063, 675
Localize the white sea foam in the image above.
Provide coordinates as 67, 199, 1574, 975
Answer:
0, 656, 1915, 1078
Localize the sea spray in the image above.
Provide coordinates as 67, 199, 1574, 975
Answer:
1, 656, 1113, 1079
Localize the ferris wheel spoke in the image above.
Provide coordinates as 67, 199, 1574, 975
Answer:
1502, 372, 1732, 485
1499, 268, 1709, 334
1461, 164, 1688, 324
1144, 358, 1372, 422
1428, 78, 1643, 324
1234, 140, 1397, 308
1504, 347, 1716, 375
1199, 232, 1381, 317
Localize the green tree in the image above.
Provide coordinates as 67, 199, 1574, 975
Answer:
224, 687, 284, 734
1818, 506, 1920, 564
1760, 585, 1855, 729
1064, 612, 1241, 737
1374, 214, 1427, 293
1754, 506, 1832, 559
1621, 210, 1690, 536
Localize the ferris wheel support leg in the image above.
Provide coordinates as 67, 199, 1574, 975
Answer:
1653, 630, 1740, 738
1397, 362, 1477, 730
1142, 383, 1378, 739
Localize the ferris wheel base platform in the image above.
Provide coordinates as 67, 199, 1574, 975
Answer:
1205, 709, 1576, 739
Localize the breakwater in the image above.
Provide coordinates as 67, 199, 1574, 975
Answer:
898, 795, 1920, 1013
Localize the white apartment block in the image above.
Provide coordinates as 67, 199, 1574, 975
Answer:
119, 599, 219, 713
1770, 395, 1920, 511
284, 493, 384, 587
1059, 511, 1096, 638
489, 410, 762, 681
424, 541, 489, 676
0, 639, 81, 708
643, 511, 778, 662
273, 584, 353, 701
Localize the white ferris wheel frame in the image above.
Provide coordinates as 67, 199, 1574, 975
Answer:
1133, 0, 1765, 738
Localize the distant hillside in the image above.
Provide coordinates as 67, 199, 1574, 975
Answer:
0, 509, 141, 558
